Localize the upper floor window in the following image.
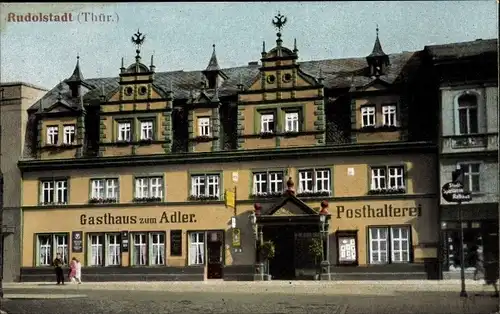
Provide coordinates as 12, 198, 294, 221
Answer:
260, 113, 275, 133
118, 121, 131, 142
285, 112, 299, 133
134, 176, 163, 200
458, 163, 480, 192
63, 125, 76, 144
90, 178, 119, 202
382, 105, 397, 127
140, 120, 154, 140
361, 106, 375, 127
370, 166, 405, 192
457, 94, 478, 134
46, 126, 59, 145
253, 171, 283, 196
190, 173, 220, 200
40, 179, 68, 205
298, 169, 331, 195
198, 117, 211, 137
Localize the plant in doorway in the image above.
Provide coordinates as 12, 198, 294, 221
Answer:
309, 237, 323, 280
259, 241, 275, 280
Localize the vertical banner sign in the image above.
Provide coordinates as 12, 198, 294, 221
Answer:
225, 189, 236, 209
121, 231, 129, 252
71, 231, 83, 253
232, 228, 241, 248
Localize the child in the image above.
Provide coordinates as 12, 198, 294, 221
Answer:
69, 257, 77, 283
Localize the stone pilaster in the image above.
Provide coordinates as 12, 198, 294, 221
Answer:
313, 99, 325, 146
75, 113, 85, 158
236, 104, 245, 150
36, 118, 43, 159
398, 98, 409, 141
161, 110, 172, 153
211, 106, 220, 152
350, 97, 357, 144
187, 110, 195, 152
98, 113, 107, 157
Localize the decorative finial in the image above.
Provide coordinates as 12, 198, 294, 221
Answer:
272, 12, 287, 32
376, 24, 379, 37
77, 53, 80, 61
150, 54, 155, 72
293, 38, 298, 52
131, 29, 146, 57
318, 67, 324, 84
237, 72, 244, 90
213, 44, 216, 51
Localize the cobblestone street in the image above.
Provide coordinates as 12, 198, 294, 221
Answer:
1, 281, 499, 314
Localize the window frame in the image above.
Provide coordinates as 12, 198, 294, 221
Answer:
188, 231, 206, 266
62, 124, 76, 145
284, 111, 300, 133
139, 119, 154, 141
369, 165, 406, 192
360, 105, 376, 127
87, 233, 105, 267
134, 176, 164, 201
40, 178, 68, 205
190, 173, 221, 199
129, 231, 167, 267
297, 168, 331, 195
367, 225, 412, 265
35, 233, 70, 267
197, 117, 212, 137
457, 162, 481, 193
46, 125, 59, 145
90, 178, 119, 202
117, 120, 132, 142
252, 170, 285, 196
455, 93, 479, 135
381, 104, 397, 127
260, 112, 276, 133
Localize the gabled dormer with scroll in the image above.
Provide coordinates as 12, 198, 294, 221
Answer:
35, 56, 87, 160
350, 26, 405, 144
186, 45, 225, 153
237, 13, 325, 150
100, 30, 173, 157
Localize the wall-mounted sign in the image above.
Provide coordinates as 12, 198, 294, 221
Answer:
232, 228, 241, 248
338, 236, 356, 263
79, 211, 197, 225
441, 182, 472, 203
170, 230, 182, 256
336, 204, 422, 219
121, 231, 129, 252
71, 231, 83, 253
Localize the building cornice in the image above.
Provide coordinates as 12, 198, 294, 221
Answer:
18, 141, 437, 172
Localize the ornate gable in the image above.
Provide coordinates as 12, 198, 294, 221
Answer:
266, 194, 318, 216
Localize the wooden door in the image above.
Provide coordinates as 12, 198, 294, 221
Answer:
207, 231, 223, 279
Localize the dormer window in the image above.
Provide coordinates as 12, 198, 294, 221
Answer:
118, 121, 131, 142
207, 77, 217, 89
382, 105, 397, 127
260, 113, 275, 133
198, 117, 211, 137
361, 106, 376, 127
46, 126, 59, 145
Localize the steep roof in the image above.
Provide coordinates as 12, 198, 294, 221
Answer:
425, 38, 497, 60
28, 51, 418, 112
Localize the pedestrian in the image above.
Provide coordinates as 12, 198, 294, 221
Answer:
53, 253, 65, 285
474, 245, 485, 281
74, 258, 82, 284
69, 257, 77, 283
483, 249, 499, 297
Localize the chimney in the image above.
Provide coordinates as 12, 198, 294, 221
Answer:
248, 61, 259, 66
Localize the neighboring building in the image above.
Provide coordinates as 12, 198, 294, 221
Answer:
17, 18, 440, 282
0, 82, 48, 282
424, 39, 499, 279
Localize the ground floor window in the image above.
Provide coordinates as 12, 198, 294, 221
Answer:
36, 233, 69, 266
368, 226, 411, 264
87, 233, 122, 266
130, 232, 166, 266
188, 232, 205, 265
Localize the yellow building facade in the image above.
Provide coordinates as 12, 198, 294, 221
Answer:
18, 18, 440, 281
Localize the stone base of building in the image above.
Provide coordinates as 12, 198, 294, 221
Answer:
20, 266, 204, 282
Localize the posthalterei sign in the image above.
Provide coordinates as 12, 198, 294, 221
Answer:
336, 204, 422, 219
79, 212, 197, 225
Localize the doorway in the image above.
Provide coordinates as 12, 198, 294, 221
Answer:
206, 231, 224, 279
265, 226, 295, 280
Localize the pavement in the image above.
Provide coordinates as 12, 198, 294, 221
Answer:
0, 280, 499, 314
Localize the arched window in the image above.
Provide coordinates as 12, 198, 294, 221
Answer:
457, 93, 478, 134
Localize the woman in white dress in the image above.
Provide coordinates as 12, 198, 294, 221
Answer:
74, 258, 82, 284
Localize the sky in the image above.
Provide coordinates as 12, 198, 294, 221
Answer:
0, 2, 497, 90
